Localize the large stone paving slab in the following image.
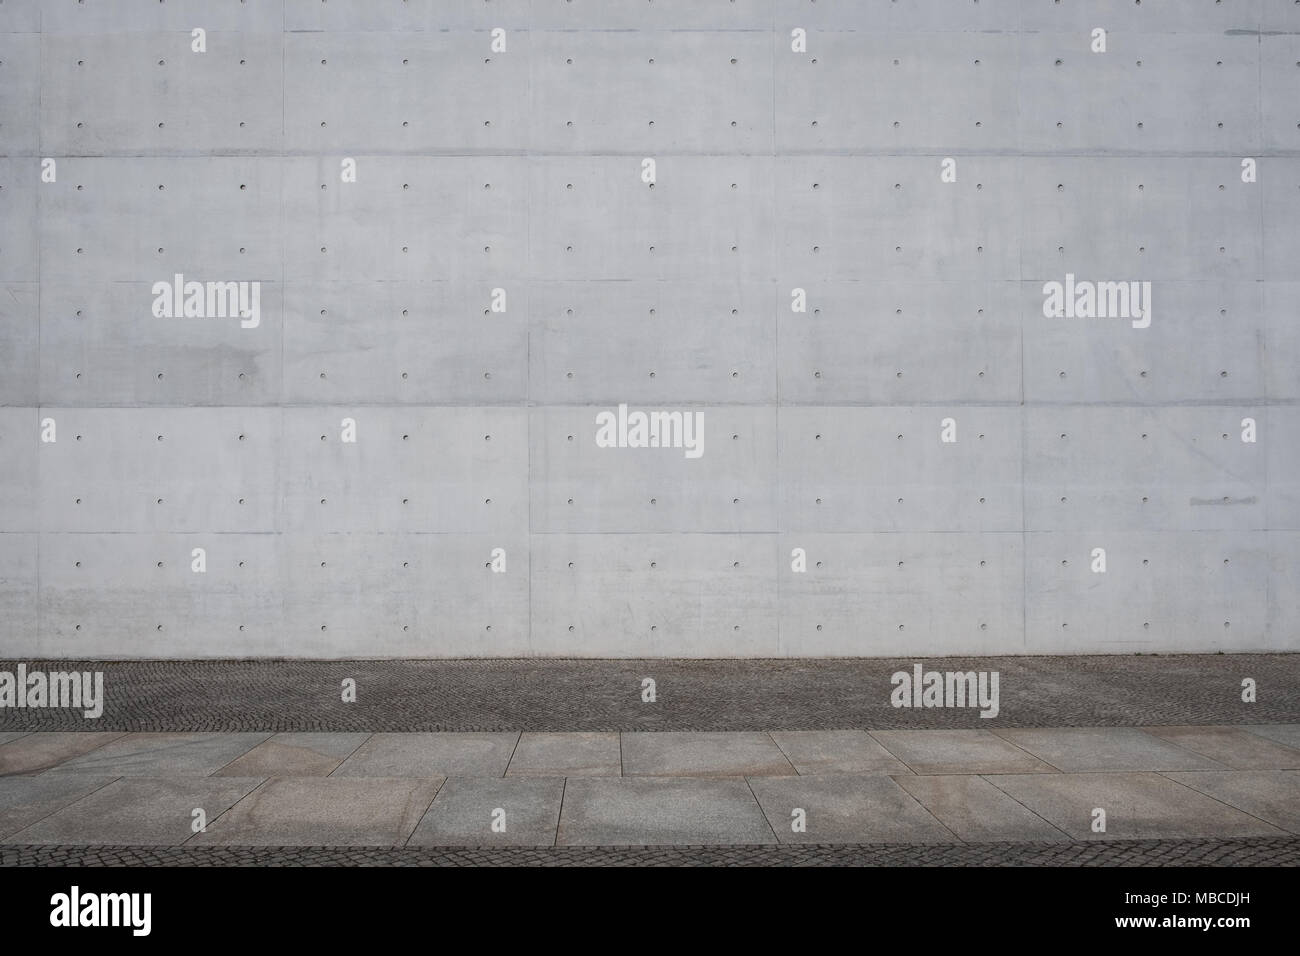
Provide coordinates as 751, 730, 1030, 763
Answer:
190, 777, 442, 846
505, 732, 620, 777
993, 728, 1227, 772
1165, 771, 1300, 834
986, 772, 1287, 840
747, 775, 954, 844
769, 730, 912, 775
332, 733, 519, 778
557, 777, 776, 845
620, 732, 795, 777
47, 733, 272, 776
893, 774, 1070, 843
215, 732, 372, 777
0, 733, 28, 746
0, 732, 126, 776
0, 775, 119, 840
869, 730, 1056, 775
1143, 727, 1300, 770
1245, 725, 1300, 752
408, 777, 565, 846
4, 777, 264, 845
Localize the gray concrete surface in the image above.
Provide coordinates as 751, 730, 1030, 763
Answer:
0, 3, 1296, 659
3, 728, 1298, 849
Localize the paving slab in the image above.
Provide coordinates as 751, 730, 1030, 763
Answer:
407, 776, 565, 846
0, 733, 29, 746
748, 774, 955, 844
769, 730, 912, 775
986, 772, 1287, 840
993, 728, 1227, 772
214, 732, 371, 777
1244, 725, 1300, 751
0, 774, 119, 840
1143, 726, 1300, 770
0, 732, 126, 776
47, 732, 272, 776
190, 776, 442, 847
331, 733, 519, 778
869, 730, 1056, 775
1165, 771, 1300, 834
557, 777, 776, 845
4, 777, 264, 845
894, 774, 1070, 843
506, 732, 620, 777
620, 732, 795, 777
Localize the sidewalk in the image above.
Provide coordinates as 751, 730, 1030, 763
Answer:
2, 728, 1297, 857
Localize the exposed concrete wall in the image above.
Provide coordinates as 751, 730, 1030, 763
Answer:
0, 0, 1296, 658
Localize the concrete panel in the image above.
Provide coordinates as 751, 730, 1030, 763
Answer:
529, 534, 778, 657
529, 280, 776, 406
39, 281, 283, 406
280, 156, 526, 284
38, 532, 285, 658
37, 408, 282, 533
778, 532, 1023, 657
281, 407, 528, 535
1024, 407, 1267, 532
1262, 159, 1300, 281
1023, 280, 1266, 405
38, 157, 281, 282
0, 0, 40, 34
282, 280, 528, 406
532, 31, 773, 156
0, 34, 39, 155
0, 284, 37, 405
279, 533, 530, 658
1024, 531, 1274, 654
777, 281, 1022, 406
776, 157, 1022, 282
0, 533, 38, 658
775, 32, 1021, 153
0, 159, 37, 281
1018, 32, 1260, 155
779, 407, 1022, 533
528, 157, 776, 284
0, 408, 37, 532
531, 406, 777, 534
1019, 158, 1260, 282
40, 33, 283, 156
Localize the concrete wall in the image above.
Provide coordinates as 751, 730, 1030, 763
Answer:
1, 0, 1297, 658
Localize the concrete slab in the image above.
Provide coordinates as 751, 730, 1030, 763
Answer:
1143, 726, 1300, 770
1165, 771, 1300, 834
0, 733, 29, 746
506, 732, 620, 777
748, 774, 955, 844
0, 774, 119, 841
620, 732, 795, 777
869, 730, 1056, 775
407, 776, 564, 847
993, 728, 1227, 772
331, 733, 519, 778
190, 776, 442, 847
0, 732, 126, 776
214, 732, 372, 777
4, 777, 264, 845
557, 777, 776, 846
769, 730, 913, 775
1244, 725, 1300, 751
48, 732, 272, 776
894, 774, 1070, 843
986, 772, 1286, 840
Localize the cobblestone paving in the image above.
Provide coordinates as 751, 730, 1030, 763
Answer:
0, 655, 1294, 732
4, 838, 1297, 867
